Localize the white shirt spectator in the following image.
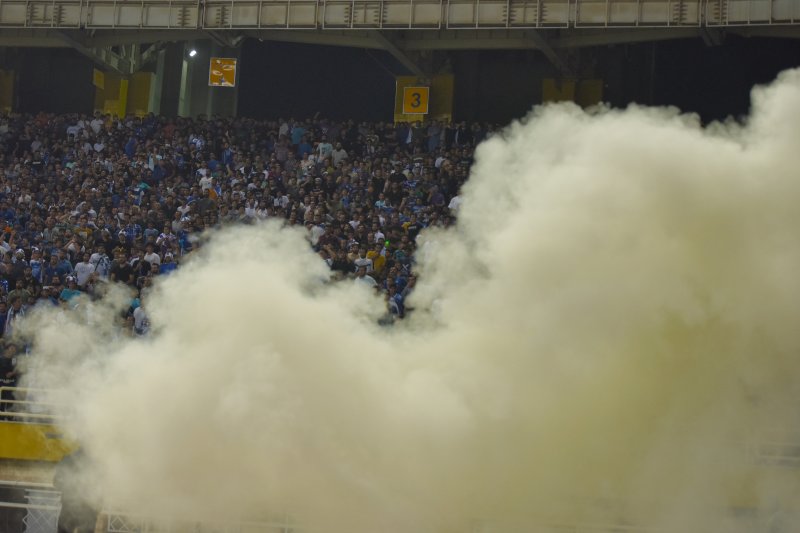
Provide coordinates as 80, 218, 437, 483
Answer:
74, 260, 96, 287
273, 195, 290, 209
90, 252, 112, 279
448, 195, 463, 212
133, 306, 149, 334
244, 201, 259, 219
354, 272, 377, 288
331, 148, 348, 166
144, 252, 162, 266
156, 231, 177, 249
354, 256, 373, 271
90, 118, 104, 133
309, 224, 326, 245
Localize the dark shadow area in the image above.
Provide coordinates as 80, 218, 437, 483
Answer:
0, 486, 26, 533
652, 36, 800, 122
11, 48, 95, 115
237, 41, 400, 121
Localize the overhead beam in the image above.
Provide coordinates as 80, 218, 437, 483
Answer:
244, 29, 383, 49
551, 27, 703, 48
701, 27, 725, 46
728, 25, 800, 39
56, 32, 133, 75
1, 25, 799, 55
395, 28, 707, 50
207, 31, 246, 49
140, 42, 168, 69
89, 30, 210, 47
528, 30, 574, 77
0, 29, 72, 47
368, 31, 427, 77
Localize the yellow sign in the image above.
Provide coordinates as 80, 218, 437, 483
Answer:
209, 57, 237, 87
93, 68, 105, 90
394, 76, 452, 123
0, 422, 76, 462
402, 86, 430, 114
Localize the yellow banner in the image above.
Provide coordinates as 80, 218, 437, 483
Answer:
93, 68, 105, 90
0, 421, 76, 462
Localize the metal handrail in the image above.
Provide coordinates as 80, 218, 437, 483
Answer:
0, 386, 63, 425
0, 480, 56, 489
0, 500, 61, 512
103, 510, 304, 533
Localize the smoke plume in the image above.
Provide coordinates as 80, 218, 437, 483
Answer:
21, 70, 800, 532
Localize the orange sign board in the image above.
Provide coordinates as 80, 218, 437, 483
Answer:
402, 86, 430, 114
209, 57, 237, 87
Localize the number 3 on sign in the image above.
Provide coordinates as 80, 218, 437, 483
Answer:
403, 87, 430, 114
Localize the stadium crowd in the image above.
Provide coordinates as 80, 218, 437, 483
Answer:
0, 111, 494, 358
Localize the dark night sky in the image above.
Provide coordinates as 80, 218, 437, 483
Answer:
236, 36, 800, 124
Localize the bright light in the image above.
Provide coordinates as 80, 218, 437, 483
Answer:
188, 49, 197, 58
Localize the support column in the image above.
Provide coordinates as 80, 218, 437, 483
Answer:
149, 49, 166, 115
0, 69, 14, 113
159, 43, 184, 117
177, 42, 199, 117
542, 79, 603, 107
93, 71, 129, 118
124, 72, 155, 116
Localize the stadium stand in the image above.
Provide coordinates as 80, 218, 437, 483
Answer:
0, 112, 492, 351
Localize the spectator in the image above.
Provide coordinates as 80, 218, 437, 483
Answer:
89, 245, 112, 280
143, 244, 161, 267
331, 143, 348, 167
353, 246, 373, 272
159, 253, 178, 275
74, 253, 96, 287
0, 343, 19, 413
7, 280, 32, 307
354, 265, 377, 288
0, 110, 491, 332
110, 250, 134, 286
4, 296, 26, 338
133, 302, 149, 335
59, 277, 82, 306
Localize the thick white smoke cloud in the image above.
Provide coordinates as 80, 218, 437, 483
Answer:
20, 70, 800, 532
